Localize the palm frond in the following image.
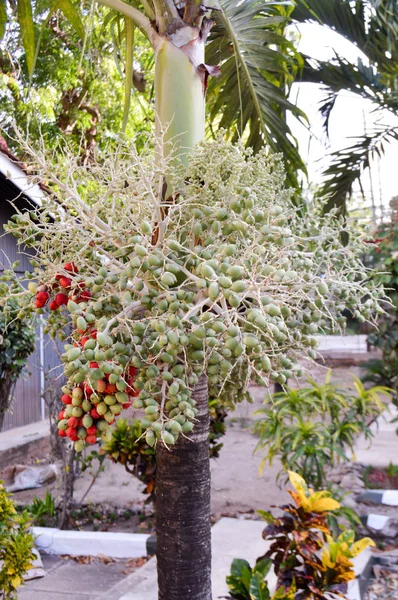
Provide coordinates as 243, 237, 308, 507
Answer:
206, 0, 307, 185
317, 124, 398, 213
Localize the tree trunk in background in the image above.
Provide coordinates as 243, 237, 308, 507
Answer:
156, 374, 211, 600
0, 375, 15, 431
58, 446, 76, 530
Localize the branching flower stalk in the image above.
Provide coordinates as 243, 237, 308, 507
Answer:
3, 134, 386, 452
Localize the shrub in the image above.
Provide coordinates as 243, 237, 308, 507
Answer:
227, 472, 374, 600
0, 483, 35, 599
0, 273, 35, 430
254, 371, 389, 490
366, 211, 398, 398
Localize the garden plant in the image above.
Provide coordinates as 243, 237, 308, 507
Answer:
227, 471, 374, 600
254, 371, 389, 490
0, 482, 35, 600
0, 2, 388, 600
366, 204, 398, 398
0, 273, 35, 430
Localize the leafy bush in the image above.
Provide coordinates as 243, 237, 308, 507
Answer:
0, 273, 35, 430
227, 472, 374, 600
0, 483, 35, 599
102, 418, 157, 500
254, 371, 389, 490
28, 491, 56, 526
366, 211, 398, 397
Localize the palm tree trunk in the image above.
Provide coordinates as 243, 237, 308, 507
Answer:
153, 31, 212, 600
156, 374, 211, 600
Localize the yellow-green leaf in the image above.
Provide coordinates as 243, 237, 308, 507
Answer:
0, 0, 6, 41
351, 537, 375, 557
310, 497, 340, 513
56, 0, 84, 39
11, 575, 21, 588
121, 16, 134, 134
17, 0, 35, 76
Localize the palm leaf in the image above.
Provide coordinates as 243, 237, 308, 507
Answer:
206, 0, 307, 185
55, 0, 85, 39
293, 0, 398, 212
0, 0, 6, 41
17, 0, 35, 76
318, 124, 398, 213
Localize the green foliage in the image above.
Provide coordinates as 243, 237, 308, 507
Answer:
102, 418, 157, 500
254, 371, 389, 490
0, 274, 35, 384
206, 0, 306, 185
292, 0, 398, 213
227, 472, 374, 600
367, 215, 398, 398
0, 270, 35, 426
0, 482, 35, 599
0, 2, 154, 158
28, 491, 56, 526
227, 557, 272, 600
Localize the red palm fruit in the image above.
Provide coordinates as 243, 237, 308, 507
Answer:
105, 383, 117, 394
80, 336, 90, 347
58, 430, 67, 438
55, 293, 68, 306
61, 394, 72, 405
67, 417, 79, 428
86, 434, 97, 445
79, 290, 91, 301
91, 330, 97, 339
55, 273, 62, 280
49, 300, 59, 311
58, 410, 66, 420
90, 408, 100, 419
59, 276, 72, 288
35, 299, 45, 309
86, 426, 97, 435
90, 362, 99, 369
128, 366, 138, 378
122, 402, 131, 409
97, 380, 107, 393
36, 291, 50, 304
83, 384, 93, 396
67, 429, 79, 441
64, 262, 78, 273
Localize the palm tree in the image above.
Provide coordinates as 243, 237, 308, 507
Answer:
292, 0, 398, 213
1, 1, 306, 598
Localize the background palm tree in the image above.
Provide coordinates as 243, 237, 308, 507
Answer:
292, 0, 398, 214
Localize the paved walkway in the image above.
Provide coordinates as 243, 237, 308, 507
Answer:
355, 405, 398, 468
21, 517, 371, 600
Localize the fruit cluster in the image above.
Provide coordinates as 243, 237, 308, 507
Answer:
5, 136, 385, 452
30, 262, 91, 310
56, 361, 138, 452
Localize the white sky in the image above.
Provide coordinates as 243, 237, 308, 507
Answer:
287, 22, 398, 219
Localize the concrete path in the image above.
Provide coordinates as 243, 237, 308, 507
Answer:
355, 405, 398, 468
100, 518, 371, 600
103, 518, 272, 600
18, 553, 135, 600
